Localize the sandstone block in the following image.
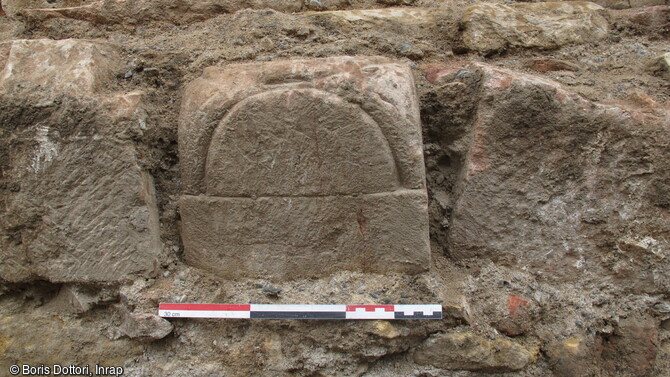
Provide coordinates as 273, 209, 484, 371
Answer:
306, 7, 439, 27
0, 310, 142, 368
19, 0, 304, 24
569, 0, 667, 9
428, 62, 670, 290
625, 5, 670, 27
0, 141, 163, 283
462, 2, 609, 53
0, 39, 162, 283
547, 336, 597, 377
0, 38, 121, 99
413, 332, 539, 372
118, 312, 173, 342
653, 52, 670, 80
179, 56, 429, 280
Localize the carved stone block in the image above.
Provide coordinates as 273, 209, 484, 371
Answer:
179, 56, 429, 279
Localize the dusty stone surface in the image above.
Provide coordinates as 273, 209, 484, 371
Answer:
612, 5, 670, 38
44, 284, 118, 315
545, 336, 598, 377
308, 7, 438, 26
14, 0, 411, 24
526, 58, 582, 73
179, 56, 429, 279
0, 38, 163, 283
654, 52, 670, 80
182, 192, 429, 279
0, 131, 163, 283
413, 331, 539, 372
426, 62, 670, 294
0, 38, 121, 97
17, 0, 302, 23
0, 0, 668, 376
598, 316, 660, 376
117, 311, 174, 341
462, 2, 609, 53
574, 0, 668, 9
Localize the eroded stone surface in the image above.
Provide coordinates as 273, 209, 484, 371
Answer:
428, 62, 670, 292
306, 7, 439, 27
0, 38, 121, 98
45, 284, 118, 315
12, 0, 303, 19
179, 56, 429, 279
181, 191, 428, 280
0, 309, 142, 369
0, 39, 162, 283
462, 2, 609, 53
568, 0, 667, 9
413, 332, 539, 372
599, 317, 659, 376
16, 0, 364, 24
118, 312, 173, 342
654, 52, 670, 80
1, 139, 163, 282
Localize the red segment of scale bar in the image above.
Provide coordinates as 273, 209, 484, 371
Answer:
159, 303, 251, 311
346, 305, 394, 312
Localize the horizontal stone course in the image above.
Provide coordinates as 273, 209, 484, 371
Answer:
181, 190, 429, 279
463, 2, 609, 53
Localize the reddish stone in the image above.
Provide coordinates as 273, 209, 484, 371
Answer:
424, 63, 466, 84
598, 318, 659, 376
508, 295, 529, 318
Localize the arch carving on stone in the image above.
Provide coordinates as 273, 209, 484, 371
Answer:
178, 56, 429, 280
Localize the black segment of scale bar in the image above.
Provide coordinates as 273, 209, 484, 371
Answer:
250, 312, 347, 319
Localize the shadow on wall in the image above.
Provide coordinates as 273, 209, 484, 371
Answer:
1, 1, 4, 16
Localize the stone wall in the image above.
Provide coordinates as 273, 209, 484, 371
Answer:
0, 1, 669, 376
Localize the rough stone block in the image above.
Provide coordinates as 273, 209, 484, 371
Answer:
428, 62, 670, 290
413, 332, 539, 372
567, 0, 667, 9
462, 2, 609, 53
179, 56, 429, 280
18, 0, 305, 24
0, 140, 163, 283
306, 7, 439, 27
0, 38, 121, 98
653, 52, 670, 80
0, 39, 162, 283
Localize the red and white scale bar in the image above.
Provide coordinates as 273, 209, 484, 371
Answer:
159, 304, 442, 320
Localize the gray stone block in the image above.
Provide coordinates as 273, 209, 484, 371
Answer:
178, 56, 429, 279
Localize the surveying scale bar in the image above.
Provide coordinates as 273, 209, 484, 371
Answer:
159, 304, 442, 319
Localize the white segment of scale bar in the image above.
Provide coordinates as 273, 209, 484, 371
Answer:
159, 310, 251, 319
250, 304, 347, 312
394, 304, 442, 315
